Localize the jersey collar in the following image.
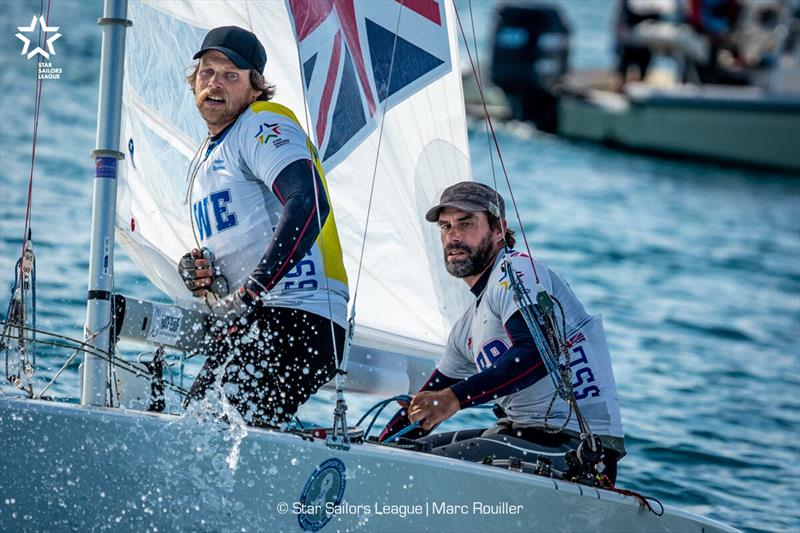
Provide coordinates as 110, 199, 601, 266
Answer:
204, 121, 236, 159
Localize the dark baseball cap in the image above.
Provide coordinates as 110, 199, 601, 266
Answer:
425, 181, 506, 222
193, 26, 267, 73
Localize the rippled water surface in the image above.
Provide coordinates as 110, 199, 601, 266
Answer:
1, 1, 798, 532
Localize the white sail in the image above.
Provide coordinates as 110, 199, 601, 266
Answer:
117, 0, 471, 349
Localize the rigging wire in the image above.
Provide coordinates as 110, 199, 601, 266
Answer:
467, 0, 499, 191
0, 320, 190, 401
451, 0, 541, 284
327, 1, 405, 443
280, 4, 358, 393
7, 0, 52, 392
288, 49, 343, 432
287, 1, 405, 443
19, 0, 52, 284
287, 21, 351, 446
348, 4, 404, 313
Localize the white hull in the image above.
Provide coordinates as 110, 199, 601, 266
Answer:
558, 83, 800, 173
1, 399, 738, 532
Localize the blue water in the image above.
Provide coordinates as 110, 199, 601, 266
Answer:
1, 1, 798, 532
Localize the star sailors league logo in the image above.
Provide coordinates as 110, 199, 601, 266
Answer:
298, 458, 347, 531
286, 0, 451, 168
16, 15, 63, 80
16, 16, 61, 59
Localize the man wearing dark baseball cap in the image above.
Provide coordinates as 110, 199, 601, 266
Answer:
193, 25, 267, 73
180, 26, 350, 429
381, 181, 626, 484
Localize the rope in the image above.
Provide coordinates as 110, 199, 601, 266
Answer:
185, 135, 211, 250
356, 394, 411, 441
382, 421, 420, 444
599, 476, 665, 517
2, 256, 36, 394
10, 0, 51, 390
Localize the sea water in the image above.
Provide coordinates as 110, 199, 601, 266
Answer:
1, 2, 798, 532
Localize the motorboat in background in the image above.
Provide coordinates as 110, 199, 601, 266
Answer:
468, 0, 800, 173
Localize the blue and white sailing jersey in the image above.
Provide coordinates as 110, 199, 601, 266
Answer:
437, 250, 624, 438
189, 101, 349, 326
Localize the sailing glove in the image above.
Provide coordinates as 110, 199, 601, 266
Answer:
209, 287, 252, 320
178, 248, 229, 301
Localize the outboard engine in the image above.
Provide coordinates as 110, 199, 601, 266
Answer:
490, 1, 570, 132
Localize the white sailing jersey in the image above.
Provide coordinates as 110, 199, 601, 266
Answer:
188, 101, 349, 326
437, 250, 624, 438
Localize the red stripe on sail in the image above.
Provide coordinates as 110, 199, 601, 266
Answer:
395, 0, 441, 25
316, 31, 342, 146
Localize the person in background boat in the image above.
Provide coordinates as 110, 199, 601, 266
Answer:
614, 0, 673, 85
684, 0, 746, 84
178, 26, 349, 427
379, 182, 626, 483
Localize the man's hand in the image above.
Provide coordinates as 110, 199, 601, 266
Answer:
408, 389, 460, 431
209, 288, 250, 319
178, 249, 213, 298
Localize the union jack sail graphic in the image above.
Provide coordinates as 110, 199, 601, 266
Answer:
286, 0, 451, 167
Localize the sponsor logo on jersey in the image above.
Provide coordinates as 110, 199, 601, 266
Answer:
254, 122, 289, 148
498, 265, 524, 291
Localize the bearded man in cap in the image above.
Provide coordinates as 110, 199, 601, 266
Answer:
179, 26, 349, 427
380, 182, 626, 483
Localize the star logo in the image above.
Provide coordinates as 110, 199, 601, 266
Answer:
16, 16, 62, 60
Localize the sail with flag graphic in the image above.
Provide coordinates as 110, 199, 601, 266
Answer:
288, 0, 453, 167
117, 0, 471, 352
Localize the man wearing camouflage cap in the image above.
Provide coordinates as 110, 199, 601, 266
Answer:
381, 181, 626, 483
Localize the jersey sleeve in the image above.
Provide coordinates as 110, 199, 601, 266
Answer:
239, 110, 312, 189
545, 265, 588, 328
493, 253, 589, 340
436, 315, 476, 379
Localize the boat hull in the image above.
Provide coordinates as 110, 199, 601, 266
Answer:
558, 85, 800, 173
0, 399, 738, 532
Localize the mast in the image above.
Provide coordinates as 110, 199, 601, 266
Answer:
81, 0, 131, 406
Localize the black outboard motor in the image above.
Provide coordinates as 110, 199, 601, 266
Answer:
490, 1, 570, 132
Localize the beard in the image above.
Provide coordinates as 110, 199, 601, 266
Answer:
195, 87, 249, 130
444, 232, 497, 278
